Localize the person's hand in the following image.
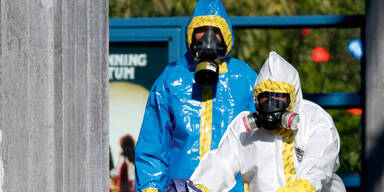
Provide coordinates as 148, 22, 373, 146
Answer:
164, 179, 202, 192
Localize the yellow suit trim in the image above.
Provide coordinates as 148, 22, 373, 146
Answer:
277, 187, 295, 192
200, 86, 213, 158
253, 80, 296, 111
187, 15, 232, 55
194, 184, 211, 192
277, 179, 316, 192
218, 61, 228, 74
141, 188, 159, 192
244, 182, 251, 192
273, 128, 296, 187
291, 179, 316, 192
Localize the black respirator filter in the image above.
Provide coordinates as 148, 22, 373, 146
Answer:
194, 60, 219, 85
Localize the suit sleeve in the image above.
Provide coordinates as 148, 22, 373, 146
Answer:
295, 111, 341, 191
135, 72, 172, 192
190, 113, 247, 191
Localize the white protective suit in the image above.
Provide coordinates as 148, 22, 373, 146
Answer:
190, 51, 346, 192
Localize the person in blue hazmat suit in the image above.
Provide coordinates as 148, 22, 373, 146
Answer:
134, 0, 258, 192
188, 51, 346, 192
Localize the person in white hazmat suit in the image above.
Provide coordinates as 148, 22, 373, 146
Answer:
189, 51, 346, 192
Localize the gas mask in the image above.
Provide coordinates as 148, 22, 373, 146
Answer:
244, 110, 299, 132
256, 92, 291, 130
190, 27, 227, 85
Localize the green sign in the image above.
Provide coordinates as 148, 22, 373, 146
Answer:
109, 42, 169, 90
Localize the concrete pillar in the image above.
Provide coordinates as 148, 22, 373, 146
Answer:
364, 0, 384, 191
0, 0, 109, 191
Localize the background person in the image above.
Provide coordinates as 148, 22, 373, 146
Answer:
111, 134, 136, 192
134, 0, 258, 191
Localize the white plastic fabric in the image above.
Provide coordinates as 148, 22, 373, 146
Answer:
190, 51, 346, 192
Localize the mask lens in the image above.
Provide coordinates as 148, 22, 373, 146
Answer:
190, 26, 227, 60
257, 92, 290, 112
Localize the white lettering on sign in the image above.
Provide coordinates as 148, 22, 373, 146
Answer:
109, 67, 135, 80
109, 53, 147, 80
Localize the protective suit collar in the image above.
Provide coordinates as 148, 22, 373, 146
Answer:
254, 51, 303, 114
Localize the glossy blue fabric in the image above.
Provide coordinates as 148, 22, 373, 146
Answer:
135, 0, 258, 191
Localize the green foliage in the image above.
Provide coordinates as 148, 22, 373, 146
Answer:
110, 0, 365, 174
110, 0, 364, 18
110, 0, 197, 18
327, 109, 362, 174
233, 28, 362, 94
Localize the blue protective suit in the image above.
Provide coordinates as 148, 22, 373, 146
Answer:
135, 1, 258, 191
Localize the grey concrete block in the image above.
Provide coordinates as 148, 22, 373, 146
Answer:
0, 0, 109, 191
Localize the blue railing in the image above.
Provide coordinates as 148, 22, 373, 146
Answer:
340, 173, 361, 188
230, 15, 363, 28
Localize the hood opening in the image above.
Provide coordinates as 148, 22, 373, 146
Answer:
187, 15, 232, 56
254, 80, 296, 112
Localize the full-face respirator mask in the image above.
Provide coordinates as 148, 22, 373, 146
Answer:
190, 27, 227, 85
244, 91, 299, 132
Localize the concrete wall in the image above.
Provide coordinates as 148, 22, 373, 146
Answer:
0, 0, 109, 191
364, 0, 384, 191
